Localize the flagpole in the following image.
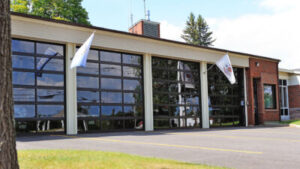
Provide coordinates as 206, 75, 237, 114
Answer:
203, 52, 229, 74
203, 64, 215, 74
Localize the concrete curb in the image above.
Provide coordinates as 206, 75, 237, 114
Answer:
263, 122, 300, 128
289, 124, 300, 128
263, 122, 288, 127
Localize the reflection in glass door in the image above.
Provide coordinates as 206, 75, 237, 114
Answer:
279, 80, 289, 120
12, 39, 66, 134
76, 50, 144, 132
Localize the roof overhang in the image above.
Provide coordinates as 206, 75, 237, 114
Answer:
11, 12, 280, 67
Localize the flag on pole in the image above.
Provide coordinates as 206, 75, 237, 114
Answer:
70, 32, 95, 69
216, 53, 236, 84
178, 62, 195, 89
177, 61, 185, 121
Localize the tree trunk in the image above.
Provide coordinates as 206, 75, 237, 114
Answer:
0, 0, 19, 168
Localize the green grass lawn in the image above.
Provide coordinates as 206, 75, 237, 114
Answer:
18, 150, 228, 169
280, 120, 300, 125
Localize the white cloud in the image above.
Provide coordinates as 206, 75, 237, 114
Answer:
209, 0, 300, 69
159, 0, 300, 69
160, 20, 184, 42
260, 0, 300, 11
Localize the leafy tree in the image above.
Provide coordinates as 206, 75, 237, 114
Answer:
11, 0, 90, 25
61, 0, 90, 25
0, 0, 20, 168
10, 0, 29, 13
181, 13, 215, 46
30, 0, 67, 21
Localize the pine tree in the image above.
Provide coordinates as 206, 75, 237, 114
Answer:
0, 0, 20, 168
181, 13, 215, 46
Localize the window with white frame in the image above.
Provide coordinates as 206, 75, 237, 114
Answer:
279, 79, 289, 117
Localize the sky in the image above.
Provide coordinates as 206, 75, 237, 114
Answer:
82, 0, 300, 69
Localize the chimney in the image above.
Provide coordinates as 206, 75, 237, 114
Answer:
129, 19, 160, 38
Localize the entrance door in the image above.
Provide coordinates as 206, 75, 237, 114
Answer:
253, 79, 259, 125
279, 80, 290, 120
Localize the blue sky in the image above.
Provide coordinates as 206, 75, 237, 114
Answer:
82, 0, 300, 69
82, 0, 270, 31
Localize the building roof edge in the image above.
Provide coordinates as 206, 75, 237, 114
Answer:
11, 12, 280, 62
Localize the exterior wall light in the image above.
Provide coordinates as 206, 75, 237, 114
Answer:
255, 62, 260, 67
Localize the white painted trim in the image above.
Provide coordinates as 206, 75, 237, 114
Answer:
286, 85, 290, 119
243, 68, 248, 127
66, 43, 78, 135
143, 54, 154, 131
200, 62, 209, 128
11, 16, 249, 67
279, 80, 290, 120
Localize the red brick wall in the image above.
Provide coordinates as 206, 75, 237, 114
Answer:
129, 21, 143, 35
288, 85, 300, 119
288, 85, 300, 108
246, 58, 280, 125
129, 21, 160, 38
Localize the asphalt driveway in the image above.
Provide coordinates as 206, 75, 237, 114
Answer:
17, 126, 300, 169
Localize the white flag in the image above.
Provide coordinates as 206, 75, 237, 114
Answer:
70, 32, 95, 69
216, 53, 236, 84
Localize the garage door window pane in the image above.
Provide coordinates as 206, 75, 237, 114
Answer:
101, 78, 121, 90
13, 72, 35, 85
123, 80, 141, 91
13, 88, 35, 102
12, 40, 34, 53
37, 89, 64, 102
77, 91, 99, 103
37, 74, 64, 87
12, 55, 34, 69
14, 105, 35, 118
37, 105, 64, 118
77, 62, 99, 75
100, 64, 121, 76
36, 57, 64, 72
101, 106, 122, 117
77, 105, 99, 117
100, 51, 121, 63
77, 76, 99, 89
37, 43, 64, 56
123, 54, 141, 65
123, 66, 141, 78
101, 92, 122, 103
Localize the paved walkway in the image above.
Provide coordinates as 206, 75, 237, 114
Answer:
17, 127, 300, 169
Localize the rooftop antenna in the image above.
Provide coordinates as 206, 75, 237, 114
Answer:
143, 0, 150, 20
147, 10, 150, 21
130, 0, 133, 26
143, 0, 146, 19
129, 0, 134, 32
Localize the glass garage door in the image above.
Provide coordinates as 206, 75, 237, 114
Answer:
12, 39, 65, 134
76, 49, 144, 132
152, 57, 201, 129
207, 65, 245, 127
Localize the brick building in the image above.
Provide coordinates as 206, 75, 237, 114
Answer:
279, 69, 300, 120
10, 12, 299, 135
